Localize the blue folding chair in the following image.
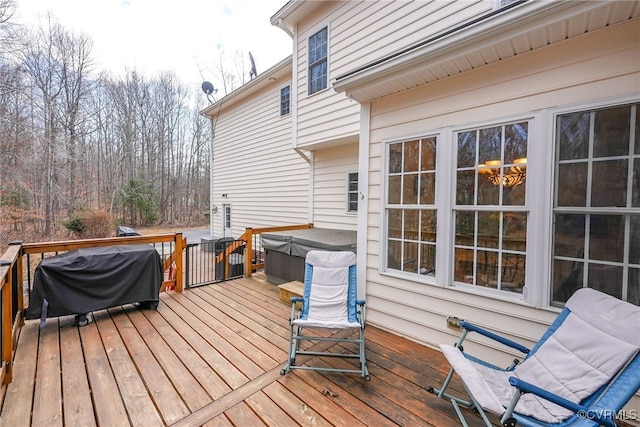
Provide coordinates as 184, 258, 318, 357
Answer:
280, 250, 370, 380
428, 288, 640, 426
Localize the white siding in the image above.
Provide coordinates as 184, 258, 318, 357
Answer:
365, 19, 639, 366
312, 143, 358, 230
293, 0, 490, 148
212, 79, 309, 238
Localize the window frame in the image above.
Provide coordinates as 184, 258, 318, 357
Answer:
280, 85, 290, 116
380, 96, 639, 309
346, 171, 358, 214
307, 26, 328, 95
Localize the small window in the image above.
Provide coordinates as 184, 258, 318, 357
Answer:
280, 86, 290, 116
347, 172, 358, 213
308, 27, 328, 95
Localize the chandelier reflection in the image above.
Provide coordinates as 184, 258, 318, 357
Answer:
478, 158, 527, 187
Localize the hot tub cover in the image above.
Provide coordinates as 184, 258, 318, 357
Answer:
26, 244, 163, 320
262, 228, 356, 257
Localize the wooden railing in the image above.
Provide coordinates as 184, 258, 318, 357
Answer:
240, 224, 314, 278
0, 232, 185, 395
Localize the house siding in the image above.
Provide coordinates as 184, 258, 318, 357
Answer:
365, 18, 639, 370
293, 0, 490, 149
312, 143, 359, 230
212, 79, 309, 238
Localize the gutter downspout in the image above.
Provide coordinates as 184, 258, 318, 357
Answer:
276, 18, 293, 38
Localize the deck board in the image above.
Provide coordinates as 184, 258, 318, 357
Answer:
1, 276, 498, 426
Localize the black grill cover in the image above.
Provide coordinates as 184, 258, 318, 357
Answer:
26, 244, 163, 320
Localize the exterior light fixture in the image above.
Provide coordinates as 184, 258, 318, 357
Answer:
478, 158, 527, 187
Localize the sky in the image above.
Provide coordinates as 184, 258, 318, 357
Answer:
13, 0, 293, 95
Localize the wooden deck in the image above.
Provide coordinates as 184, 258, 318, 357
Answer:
0, 275, 496, 426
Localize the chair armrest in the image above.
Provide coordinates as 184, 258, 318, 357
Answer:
291, 297, 303, 303
356, 299, 365, 306
460, 321, 530, 355
507, 377, 616, 427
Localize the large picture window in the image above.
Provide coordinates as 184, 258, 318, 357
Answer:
453, 121, 529, 294
386, 137, 437, 276
552, 103, 639, 306
308, 27, 328, 95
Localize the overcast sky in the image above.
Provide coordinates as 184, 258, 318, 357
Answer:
13, 0, 292, 93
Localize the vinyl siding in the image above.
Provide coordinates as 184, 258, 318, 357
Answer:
312, 143, 358, 230
211, 79, 309, 238
365, 20, 639, 369
293, 0, 490, 148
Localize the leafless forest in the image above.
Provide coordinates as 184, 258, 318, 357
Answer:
0, 1, 248, 246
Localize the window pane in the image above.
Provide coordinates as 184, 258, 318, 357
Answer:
389, 143, 402, 173
588, 264, 622, 300
503, 212, 527, 251
419, 173, 435, 205
558, 112, 590, 160
404, 241, 419, 273
388, 209, 402, 239
476, 250, 498, 288
478, 127, 501, 164
387, 239, 402, 270
634, 159, 640, 207
589, 215, 624, 262
557, 162, 587, 206
592, 159, 627, 207
552, 259, 584, 306
457, 131, 476, 168
454, 248, 474, 283
403, 175, 417, 204
478, 174, 499, 205
404, 140, 419, 172
594, 106, 631, 158
420, 243, 436, 275
456, 170, 475, 205
631, 215, 640, 265
502, 253, 525, 293
554, 213, 585, 258
403, 209, 419, 241
503, 182, 526, 206
478, 211, 499, 249
420, 210, 437, 242
636, 107, 640, 154
455, 211, 475, 246
629, 268, 639, 305
388, 175, 401, 204
421, 137, 436, 170
504, 122, 528, 163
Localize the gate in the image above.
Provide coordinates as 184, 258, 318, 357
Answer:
185, 238, 246, 288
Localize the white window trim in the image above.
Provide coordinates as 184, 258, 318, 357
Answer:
380, 95, 639, 310
306, 24, 330, 96
346, 170, 358, 215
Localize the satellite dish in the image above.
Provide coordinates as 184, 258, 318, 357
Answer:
201, 81, 217, 104
249, 52, 257, 79
201, 81, 215, 95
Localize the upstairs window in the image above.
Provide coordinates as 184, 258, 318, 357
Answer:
308, 27, 328, 95
280, 86, 290, 116
347, 172, 358, 213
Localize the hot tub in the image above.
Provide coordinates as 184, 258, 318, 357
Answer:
261, 228, 356, 284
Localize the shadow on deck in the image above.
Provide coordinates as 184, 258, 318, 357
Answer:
1, 275, 495, 426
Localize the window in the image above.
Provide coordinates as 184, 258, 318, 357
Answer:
385, 137, 437, 275
308, 27, 328, 95
453, 122, 529, 294
347, 172, 358, 213
280, 86, 290, 116
551, 103, 639, 306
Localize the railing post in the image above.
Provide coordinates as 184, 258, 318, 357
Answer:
245, 227, 253, 278
1, 260, 12, 384
175, 233, 184, 292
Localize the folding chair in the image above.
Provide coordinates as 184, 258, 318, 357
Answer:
428, 288, 640, 427
280, 250, 370, 380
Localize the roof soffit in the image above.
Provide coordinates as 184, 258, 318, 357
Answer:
333, 0, 640, 103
